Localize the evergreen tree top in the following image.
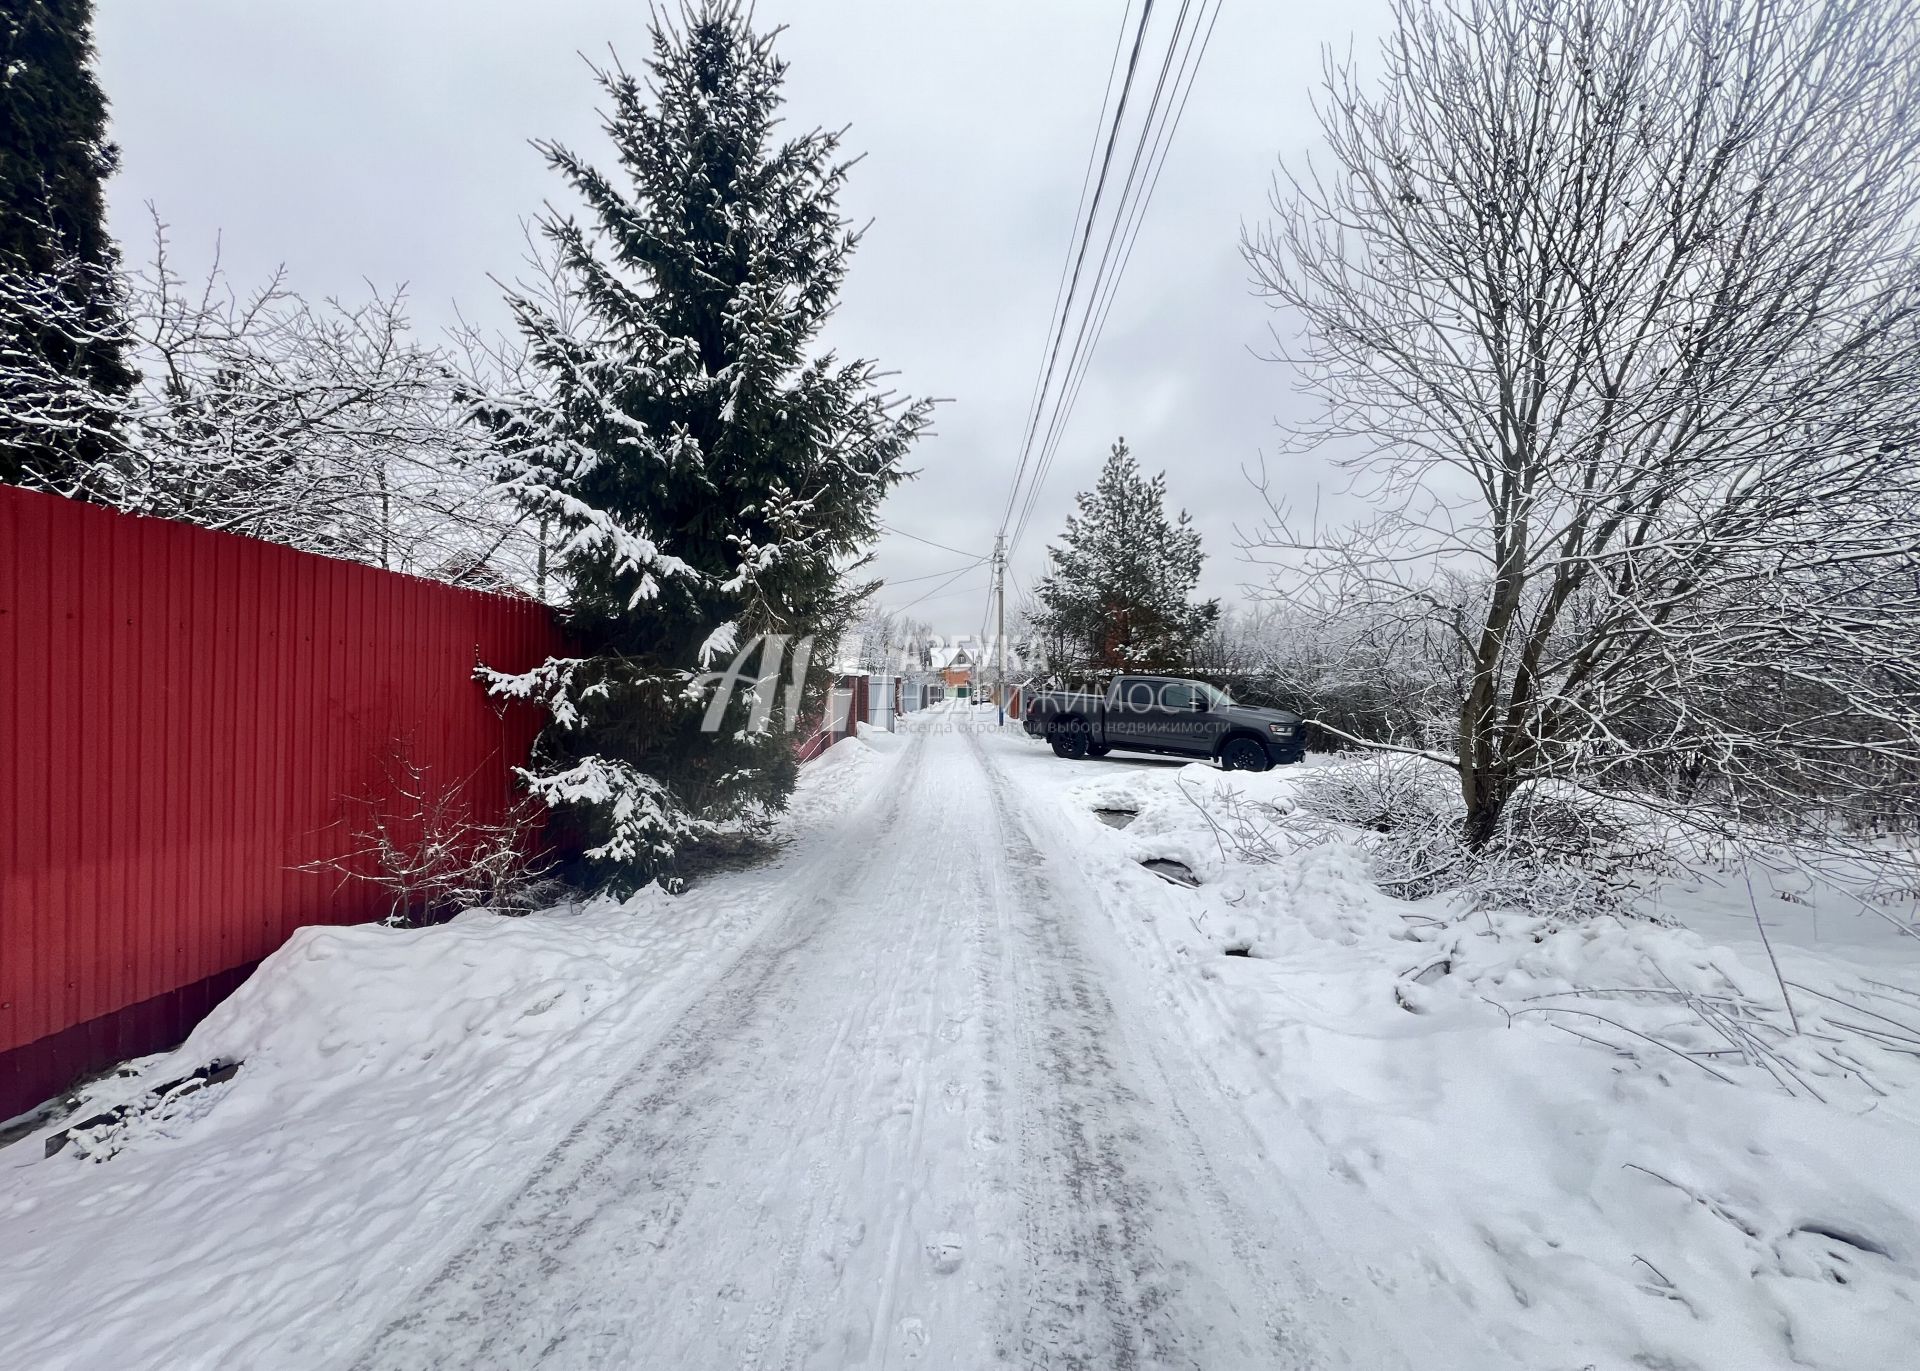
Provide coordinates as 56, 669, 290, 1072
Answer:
1033, 439, 1218, 675
479, 0, 925, 640
538, 3, 858, 391
0, 0, 123, 275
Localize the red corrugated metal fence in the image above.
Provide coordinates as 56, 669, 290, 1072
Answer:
0, 484, 563, 1119
795, 674, 869, 762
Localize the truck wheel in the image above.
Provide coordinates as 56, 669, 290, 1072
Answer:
1221, 736, 1271, 772
1050, 718, 1091, 760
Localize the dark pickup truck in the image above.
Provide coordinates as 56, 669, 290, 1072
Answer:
1023, 675, 1306, 771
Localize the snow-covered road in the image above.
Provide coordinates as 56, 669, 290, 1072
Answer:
344, 712, 1401, 1370
10, 705, 1919, 1370
11, 703, 1508, 1371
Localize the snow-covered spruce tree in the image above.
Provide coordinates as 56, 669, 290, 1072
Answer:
1032, 440, 1218, 677
1245, 0, 1920, 851
476, 5, 928, 893
0, 0, 136, 490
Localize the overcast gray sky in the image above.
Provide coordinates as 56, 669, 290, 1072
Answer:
95, 1, 1390, 636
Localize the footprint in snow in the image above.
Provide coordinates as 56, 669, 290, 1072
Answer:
898, 1315, 929, 1359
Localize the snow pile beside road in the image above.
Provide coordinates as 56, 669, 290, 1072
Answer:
0, 727, 904, 1371
1050, 754, 1920, 1371
0, 896, 743, 1368
777, 726, 901, 835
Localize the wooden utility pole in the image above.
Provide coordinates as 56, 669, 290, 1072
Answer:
994, 532, 1008, 727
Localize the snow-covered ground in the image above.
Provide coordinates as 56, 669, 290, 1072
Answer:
3, 704, 1917, 1369
1009, 729, 1920, 1371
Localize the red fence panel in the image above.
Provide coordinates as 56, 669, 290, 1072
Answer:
0, 484, 563, 1119
794, 674, 870, 762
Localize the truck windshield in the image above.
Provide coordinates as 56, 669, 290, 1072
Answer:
1199, 684, 1233, 709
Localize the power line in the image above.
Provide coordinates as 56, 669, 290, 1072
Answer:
891, 564, 989, 616
998, 1, 1160, 543
879, 522, 986, 560
1011, 0, 1223, 555
882, 559, 987, 587
907, 580, 990, 605
1009, 0, 1222, 556
998, 0, 1141, 537
1014, 0, 1203, 550
898, 578, 992, 611
960, 1, 1223, 714
883, 2, 1222, 629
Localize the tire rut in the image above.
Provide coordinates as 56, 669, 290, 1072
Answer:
968, 731, 1196, 1370
971, 729, 1345, 1371
346, 736, 931, 1371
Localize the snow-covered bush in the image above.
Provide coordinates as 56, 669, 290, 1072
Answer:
1284, 754, 1650, 917
110, 219, 542, 585
8, 213, 546, 590
1197, 601, 1458, 754
1293, 751, 1460, 835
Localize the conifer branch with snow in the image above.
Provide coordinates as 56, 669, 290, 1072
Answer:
0, 0, 137, 490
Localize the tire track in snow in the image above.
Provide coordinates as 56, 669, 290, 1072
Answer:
970, 731, 1196, 1370
736, 845, 935, 1371
346, 736, 933, 1371
757, 760, 958, 1368
971, 727, 1401, 1371
761, 714, 1022, 1369
344, 714, 1360, 1370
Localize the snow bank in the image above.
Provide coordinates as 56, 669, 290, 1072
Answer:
0, 723, 906, 1370
0, 896, 742, 1368
852, 719, 906, 750
776, 725, 901, 838
1033, 749, 1920, 1371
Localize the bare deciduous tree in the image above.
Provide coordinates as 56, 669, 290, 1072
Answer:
1195, 600, 1458, 752
1245, 0, 1920, 848
9, 211, 551, 593
844, 604, 936, 674
113, 215, 543, 583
